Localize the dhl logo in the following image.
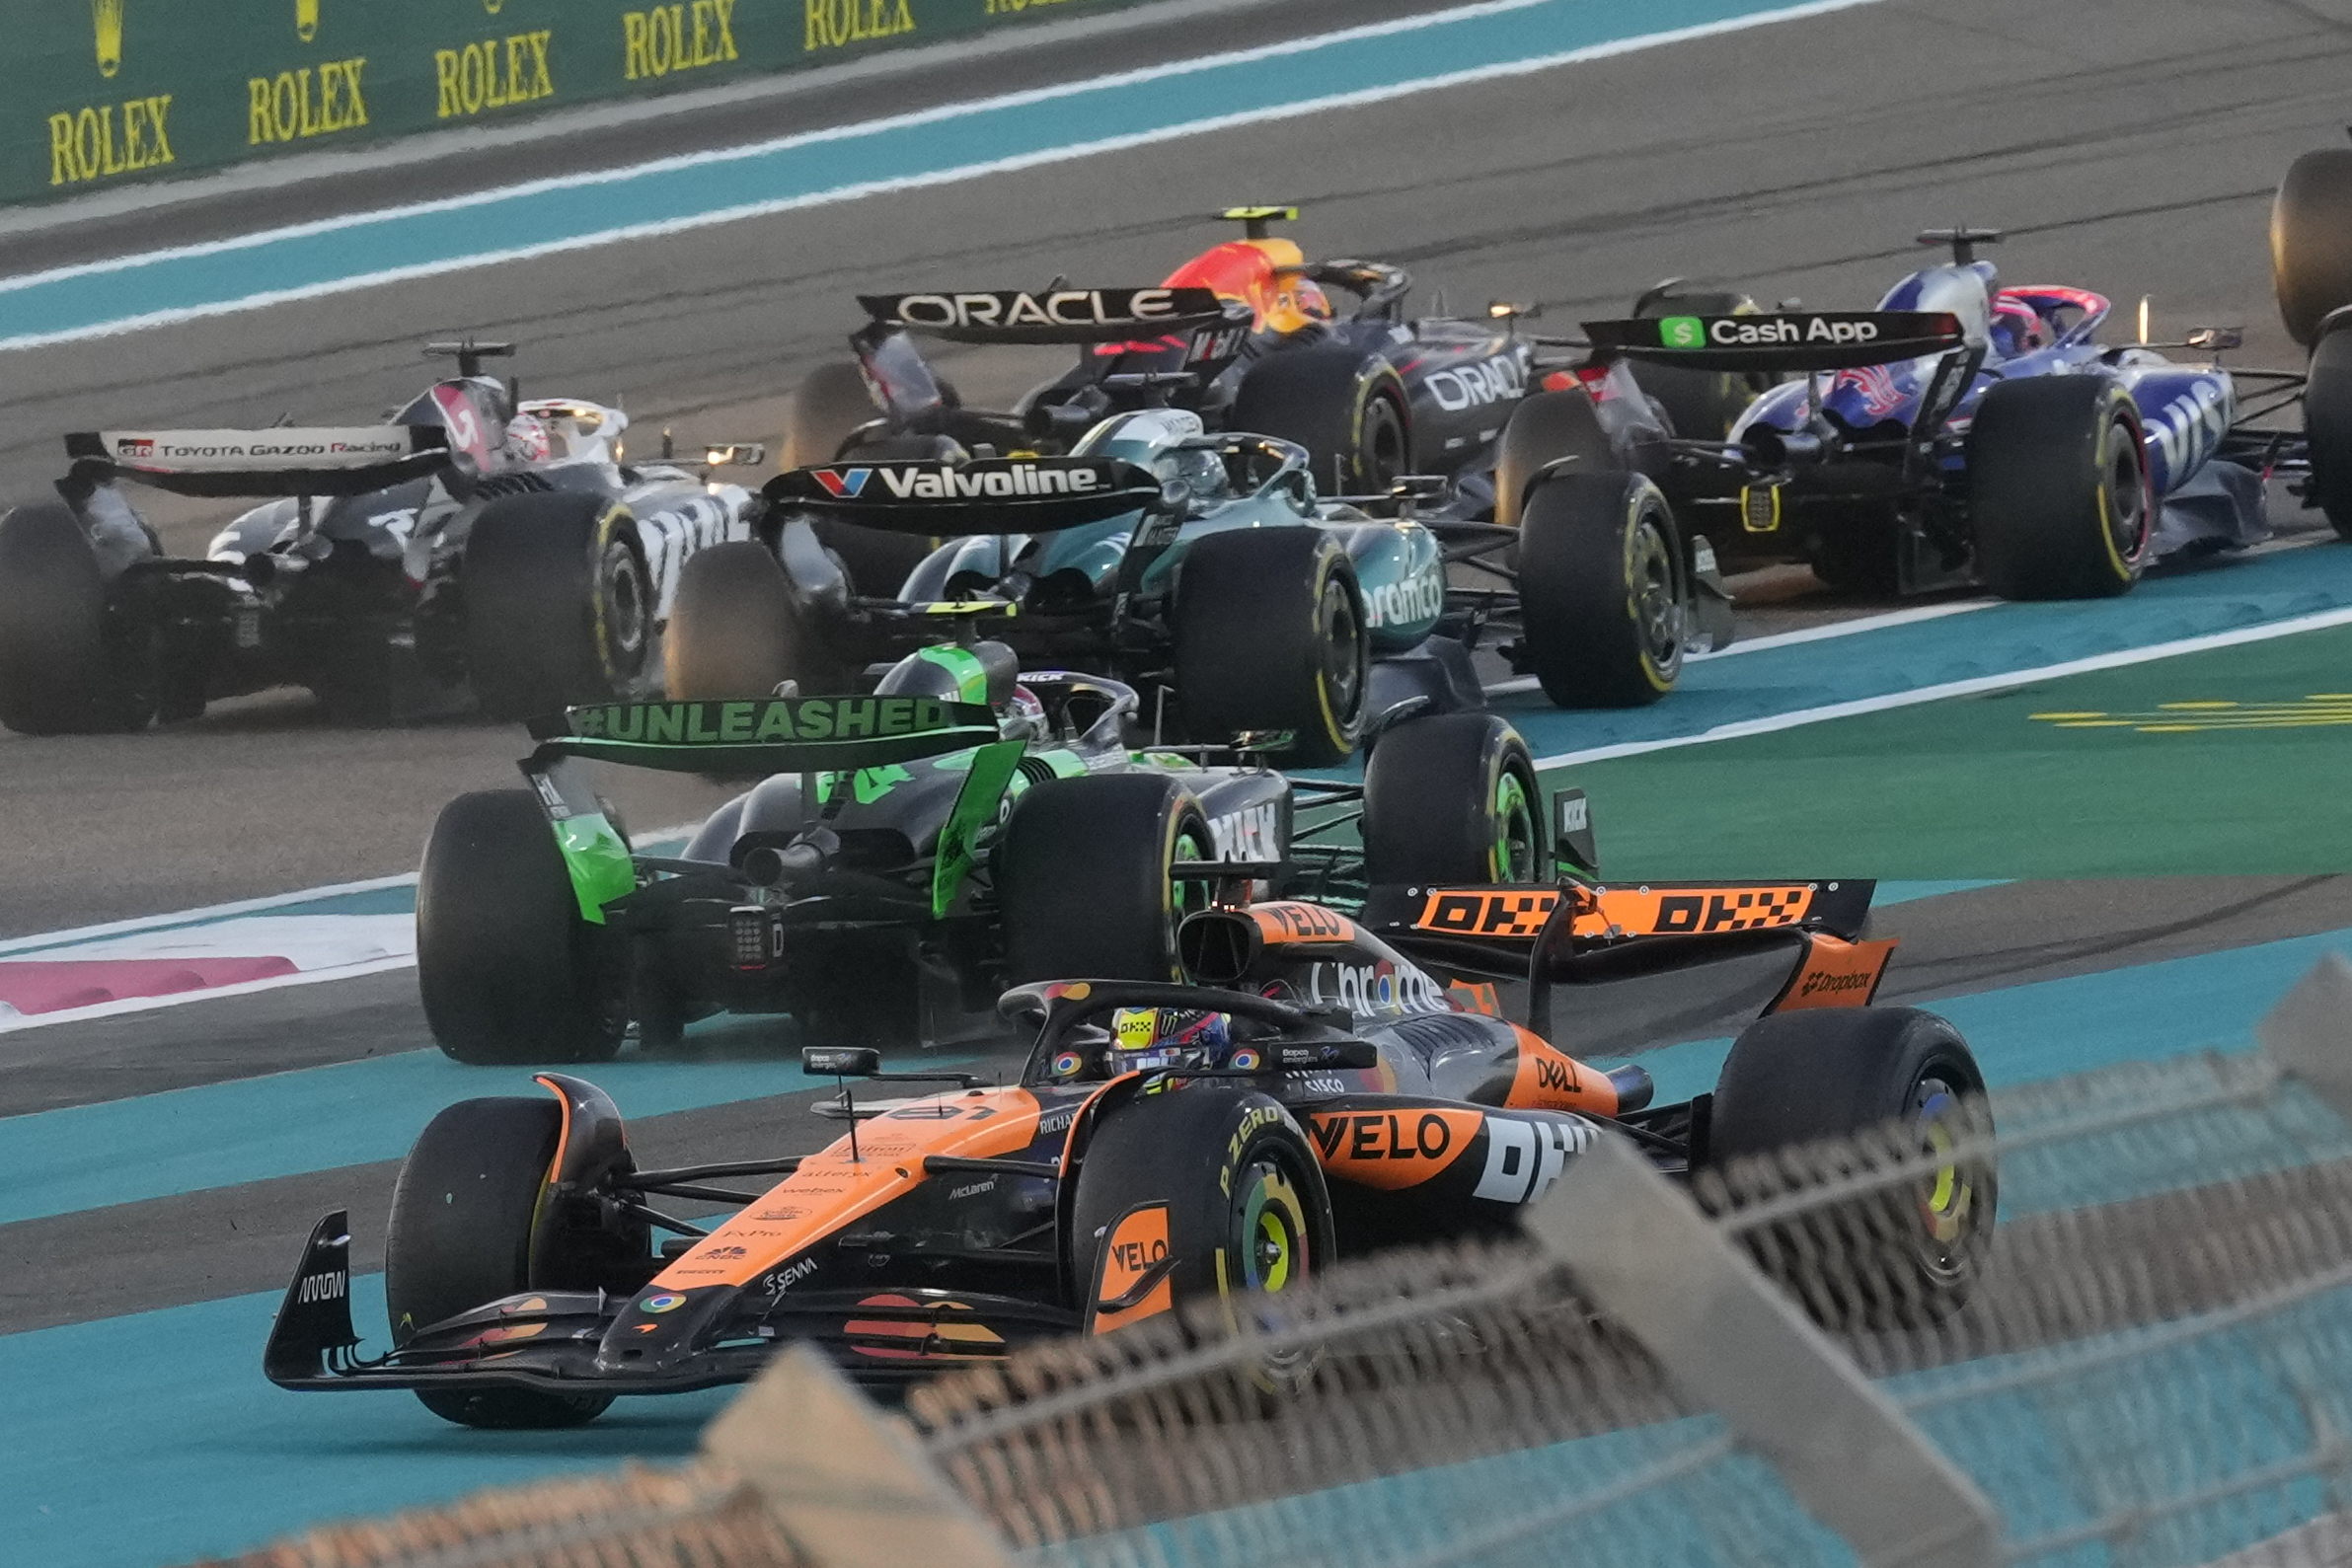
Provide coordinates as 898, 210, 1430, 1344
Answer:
1412, 885, 1815, 940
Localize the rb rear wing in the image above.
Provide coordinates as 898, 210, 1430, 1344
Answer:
859, 287, 1243, 344
765, 455, 1163, 537
1582, 311, 1967, 372
63, 425, 452, 497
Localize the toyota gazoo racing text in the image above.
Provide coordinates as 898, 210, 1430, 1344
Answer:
0, 340, 763, 732
268, 766, 1993, 1425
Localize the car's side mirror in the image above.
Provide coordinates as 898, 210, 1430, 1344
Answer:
802, 1046, 880, 1078
2186, 326, 2244, 351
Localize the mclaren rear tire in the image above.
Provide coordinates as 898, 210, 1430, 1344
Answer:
1175, 526, 1368, 765
1968, 376, 2151, 600
463, 491, 650, 721
417, 790, 626, 1066
0, 501, 155, 735
998, 774, 1212, 986
2273, 149, 2352, 348
1516, 472, 1686, 708
1363, 711, 1544, 886
1230, 345, 1411, 495
1707, 1007, 1994, 1328
386, 1096, 617, 1429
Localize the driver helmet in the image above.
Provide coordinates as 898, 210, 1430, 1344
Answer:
1001, 683, 1048, 743
1108, 1006, 1233, 1070
1154, 444, 1232, 506
1989, 297, 2046, 358
504, 412, 556, 465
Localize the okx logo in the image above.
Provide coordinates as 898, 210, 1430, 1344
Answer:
812, 468, 872, 497
1658, 316, 1706, 349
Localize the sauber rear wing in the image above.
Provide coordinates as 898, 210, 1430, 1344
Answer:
765, 455, 1163, 536
1582, 311, 1967, 372
63, 425, 452, 497
859, 286, 1242, 344
527, 695, 1000, 777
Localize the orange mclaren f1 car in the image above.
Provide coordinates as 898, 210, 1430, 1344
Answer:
266, 853, 1992, 1427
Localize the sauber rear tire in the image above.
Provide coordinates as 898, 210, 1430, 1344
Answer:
1175, 526, 1368, 765
998, 774, 1212, 985
418, 790, 625, 1066
1707, 1007, 1994, 1327
0, 501, 154, 734
2273, 149, 2352, 348
1516, 472, 1685, 708
386, 1096, 616, 1429
1070, 1086, 1333, 1347
462, 491, 649, 721
1968, 376, 2150, 599
1363, 712, 1544, 886
2304, 321, 2352, 541
663, 540, 837, 700
1229, 345, 1411, 494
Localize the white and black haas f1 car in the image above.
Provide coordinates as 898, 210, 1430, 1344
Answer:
267, 779, 1992, 1427
0, 341, 764, 732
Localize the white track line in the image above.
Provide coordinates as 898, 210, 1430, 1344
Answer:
0, 872, 419, 958
1531, 603, 2352, 772
1482, 598, 1993, 696
0, 957, 418, 1035
0, 0, 1884, 351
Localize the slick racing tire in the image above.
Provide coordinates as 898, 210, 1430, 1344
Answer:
2273, 149, 2352, 348
417, 790, 626, 1066
1493, 391, 1615, 529
998, 774, 1213, 985
1175, 526, 1368, 765
1230, 345, 1411, 495
664, 540, 841, 700
386, 1096, 617, 1429
463, 491, 651, 721
1968, 376, 2151, 600
1517, 472, 1686, 708
813, 433, 949, 598
1070, 1086, 1334, 1357
1362, 711, 1544, 886
0, 501, 155, 734
781, 360, 881, 469
1631, 284, 1770, 441
1707, 1007, 1994, 1328
2303, 321, 2352, 541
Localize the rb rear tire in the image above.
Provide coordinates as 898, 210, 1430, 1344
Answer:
1517, 472, 1686, 708
1968, 376, 2150, 600
0, 501, 154, 734
462, 492, 650, 721
1707, 1007, 1994, 1327
1631, 285, 1769, 441
1229, 345, 1411, 494
2303, 321, 2352, 541
417, 790, 625, 1065
998, 774, 1212, 985
1175, 527, 1368, 765
1362, 712, 1544, 886
386, 1096, 616, 1428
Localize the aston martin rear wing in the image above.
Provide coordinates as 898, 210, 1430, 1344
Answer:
859, 287, 1242, 344
764, 456, 1163, 536
63, 425, 452, 497
1583, 311, 1967, 372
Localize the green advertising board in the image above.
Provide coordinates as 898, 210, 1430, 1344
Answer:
7, 0, 1139, 208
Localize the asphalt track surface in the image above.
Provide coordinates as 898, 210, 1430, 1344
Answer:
9, 0, 2352, 1560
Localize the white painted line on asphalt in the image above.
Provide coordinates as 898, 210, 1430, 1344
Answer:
0, 956, 418, 1034
1482, 598, 1994, 696
0, 872, 417, 958
0, 0, 1884, 351
1531, 602, 2352, 772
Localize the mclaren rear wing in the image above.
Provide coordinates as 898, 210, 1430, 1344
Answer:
764, 455, 1163, 536
63, 425, 452, 497
859, 286, 1242, 344
1582, 310, 1967, 372
1360, 878, 1878, 957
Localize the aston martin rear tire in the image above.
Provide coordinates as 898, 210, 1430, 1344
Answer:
1492, 391, 1615, 529
1516, 472, 1686, 708
998, 774, 1212, 985
1363, 711, 1544, 886
386, 1096, 617, 1429
0, 501, 155, 734
663, 540, 842, 700
1175, 526, 1368, 765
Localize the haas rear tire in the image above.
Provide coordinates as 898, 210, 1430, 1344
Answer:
2274, 149, 2352, 348
663, 540, 838, 700
463, 492, 650, 720
1363, 712, 1544, 886
1517, 472, 1686, 708
1968, 376, 2150, 599
1069, 1086, 1333, 1337
1175, 527, 1368, 765
386, 1096, 616, 1428
1707, 1007, 1994, 1327
2304, 322, 2352, 541
0, 501, 154, 734
417, 790, 625, 1065
1229, 346, 1410, 494
998, 775, 1211, 985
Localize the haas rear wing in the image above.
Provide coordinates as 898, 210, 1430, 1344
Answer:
860, 287, 1241, 344
64, 425, 452, 497
1583, 311, 1967, 372
766, 455, 1162, 536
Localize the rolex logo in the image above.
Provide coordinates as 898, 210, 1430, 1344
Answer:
92, 0, 125, 76
297, 0, 319, 41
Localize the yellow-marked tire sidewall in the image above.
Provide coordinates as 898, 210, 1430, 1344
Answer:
587, 504, 642, 688
1622, 480, 1679, 694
